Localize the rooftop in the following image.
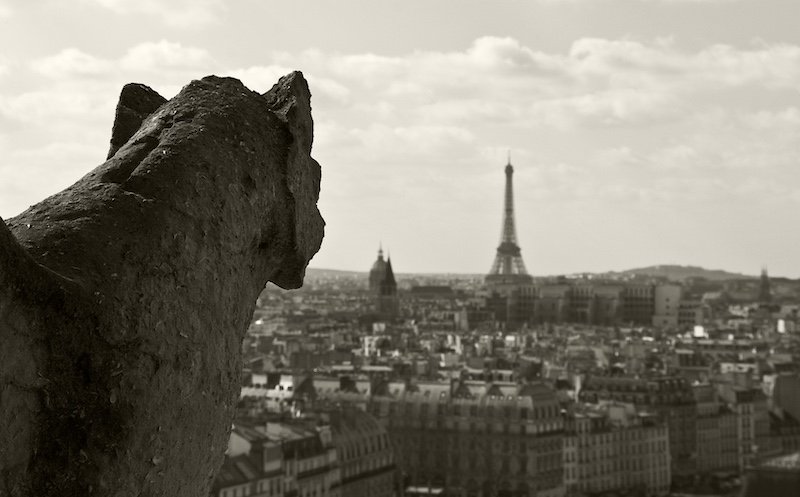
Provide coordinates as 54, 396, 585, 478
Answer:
762, 452, 800, 471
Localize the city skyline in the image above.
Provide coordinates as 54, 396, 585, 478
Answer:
1, 1, 799, 277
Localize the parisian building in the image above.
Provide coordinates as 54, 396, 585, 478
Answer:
364, 380, 565, 497
693, 384, 739, 473
213, 425, 285, 497
325, 406, 398, 497
213, 408, 398, 497
741, 452, 800, 497
500, 281, 684, 329
715, 382, 779, 471
578, 375, 697, 477
562, 402, 671, 496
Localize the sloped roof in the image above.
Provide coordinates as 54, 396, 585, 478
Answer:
232, 422, 269, 444
518, 382, 556, 400
212, 454, 261, 491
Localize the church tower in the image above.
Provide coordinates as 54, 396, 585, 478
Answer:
369, 246, 399, 319
758, 267, 772, 304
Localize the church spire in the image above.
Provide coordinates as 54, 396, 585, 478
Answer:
368, 245, 399, 319
759, 266, 772, 303
385, 256, 396, 289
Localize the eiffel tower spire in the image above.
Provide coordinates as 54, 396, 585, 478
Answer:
486, 157, 533, 286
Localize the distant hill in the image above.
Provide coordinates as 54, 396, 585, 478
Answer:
603, 265, 754, 282
305, 267, 365, 279
305, 267, 483, 280
306, 264, 757, 283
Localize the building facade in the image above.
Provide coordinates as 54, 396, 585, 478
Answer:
562, 402, 671, 496
693, 384, 739, 473
326, 407, 397, 497
494, 281, 691, 329
716, 385, 777, 471
364, 381, 565, 497
216, 408, 399, 497
578, 375, 697, 477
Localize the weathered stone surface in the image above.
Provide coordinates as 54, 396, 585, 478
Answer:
0, 72, 324, 496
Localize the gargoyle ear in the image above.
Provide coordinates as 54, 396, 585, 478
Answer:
263, 72, 325, 290
107, 83, 167, 160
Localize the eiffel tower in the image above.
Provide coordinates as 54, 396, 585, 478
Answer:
486, 158, 533, 287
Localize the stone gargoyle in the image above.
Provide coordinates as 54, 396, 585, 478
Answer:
0, 72, 324, 496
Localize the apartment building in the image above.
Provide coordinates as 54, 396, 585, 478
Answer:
562, 402, 671, 496
579, 375, 697, 476
364, 380, 565, 497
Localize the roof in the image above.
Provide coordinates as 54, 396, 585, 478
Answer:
370, 250, 387, 273
384, 258, 396, 286
262, 421, 316, 442
212, 454, 262, 491
328, 407, 385, 439
518, 382, 556, 400
232, 422, 269, 444
409, 285, 454, 296
761, 452, 800, 471
742, 452, 800, 497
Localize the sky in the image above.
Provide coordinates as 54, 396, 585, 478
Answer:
0, 0, 798, 278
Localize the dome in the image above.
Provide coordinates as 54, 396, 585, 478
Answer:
369, 248, 387, 290
370, 251, 387, 274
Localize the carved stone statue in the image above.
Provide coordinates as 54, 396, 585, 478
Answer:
0, 72, 324, 496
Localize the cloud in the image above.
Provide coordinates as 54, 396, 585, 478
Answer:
10, 37, 800, 159
257, 36, 800, 133
539, 0, 741, 3
27, 41, 215, 83
3, 35, 800, 278
529, 88, 683, 128
695, 43, 800, 89
567, 37, 800, 91
351, 124, 474, 162
222, 36, 800, 233
32, 48, 114, 79
0, 40, 220, 214
4, 41, 216, 130
743, 107, 800, 129
0, 137, 109, 217
230, 65, 296, 93
0, 88, 111, 126
85, 0, 225, 28
578, 106, 800, 204
120, 40, 215, 73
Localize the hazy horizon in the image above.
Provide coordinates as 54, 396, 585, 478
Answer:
1, 1, 798, 277
307, 261, 771, 279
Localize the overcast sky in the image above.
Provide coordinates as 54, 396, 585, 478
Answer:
1, 0, 798, 277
